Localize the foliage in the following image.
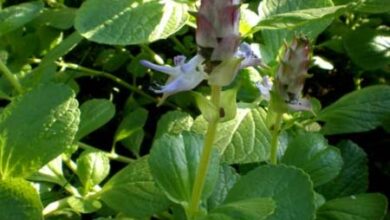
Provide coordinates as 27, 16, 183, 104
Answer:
0, 0, 388, 219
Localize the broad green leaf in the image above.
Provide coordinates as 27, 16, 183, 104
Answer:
343, 27, 390, 70
258, 0, 333, 63
28, 156, 67, 186
317, 141, 368, 200
36, 7, 76, 30
155, 110, 193, 139
0, 178, 43, 220
0, 1, 44, 37
76, 99, 115, 140
149, 132, 219, 206
205, 197, 275, 220
100, 157, 170, 218
75, 0, 188, 45
225, 165, 315, 220
281, 133, 343, 186
207, 165, 240, 210
76, 150, 110, 192
318, 85, 390, 135
114, 108, 148, 142
0, 84, 80, 179
316, 193, 388, 220
192, 106, 271, 164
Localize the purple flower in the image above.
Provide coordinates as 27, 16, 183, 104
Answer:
140, 55, 206, 105
196, 0, 241, 61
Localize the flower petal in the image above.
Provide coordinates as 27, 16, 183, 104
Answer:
140, 60, 180, 76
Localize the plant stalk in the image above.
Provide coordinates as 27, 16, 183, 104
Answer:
270, 113, 283, 165
0, 60, 23, 94
188, 86, 221, 219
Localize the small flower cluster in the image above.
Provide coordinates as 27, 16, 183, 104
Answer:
141, 0, 260, 105
257, 37, 312, 112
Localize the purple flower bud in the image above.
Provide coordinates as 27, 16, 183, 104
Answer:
196, 0, 241, 61
141, 55, 206, 105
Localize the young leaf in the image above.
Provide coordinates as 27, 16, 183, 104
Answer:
317, 141, 368, 200
0, 83, 80, 179
225, 165, 315, 220
0, 1, 44, 37
75, 0, 188, 45
76, 150, 110, 192
205, 197, 275, 220
192, 106, 271, 164
318, 85, 390, 135
114, 108, 148, 143
281, 132, 343, 187
76, 99, 115, 140
0, 178, 43, 220
257, 0, 333, 63
67, 196, 102, 214
148, 132, 219, 206
100, 157, 170, 218
154, 110, 194, 139
316, 193, 388, 220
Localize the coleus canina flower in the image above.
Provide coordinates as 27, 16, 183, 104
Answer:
257, 37, 312, 112
141, 0, 261, 104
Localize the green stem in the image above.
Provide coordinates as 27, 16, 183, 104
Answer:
270, 113, 283, 165
79, 142, 134, 163
188, 86, 221, 219
0, 60, 23, 94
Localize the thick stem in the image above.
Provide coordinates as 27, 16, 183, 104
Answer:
270, 113, 283, 165
0, 60, 23, 94
188, 86, 221, 219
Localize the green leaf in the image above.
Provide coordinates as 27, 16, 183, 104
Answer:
67, 196, 102, 214
75, 0, 188, 45
155, 110, 193, 139
225, 165, 315, 220
318, 85, 390, 135
355, 0, 390, 13
77, 150, 110, 192
316, 193, 388, 220
207, 165, 240, 210
149, 132, 219, 206
36, 7, 76, 30
0, 84, 80, 179
205, 197, 275, 220
192, 106, 271, 164
0, 178, 43, 220
0, 1, 44, 37
76, 99, 115, 140
343, 27, 390, 70
281, 132, 343, 187
114, 108, 148, 143
100, 157, 170, 218
28, 156, 67, 186
317, 141, 368, 200
258, 0, 333, 63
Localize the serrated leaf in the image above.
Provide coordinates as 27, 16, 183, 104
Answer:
317, 140, 368, 200
100, 157, 170, 218
0, 1, 44, 37
75, 0, 188, 45
192, 106, 271, 164
149, 132, 219, 207
207, 165, 240, 210
318, 85, 390, 135
205, 197, 275, 220
77, 99, 115, 140
281, 132, 343, 186
316, 193, 388, 220
0, 84, 80, 179
77, 150, 110, 191
258, 0, 333, 63
0, 178, 43, 220
225, 165, 315, 220
343, 27, 390, 70
155, 110, 193, 139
